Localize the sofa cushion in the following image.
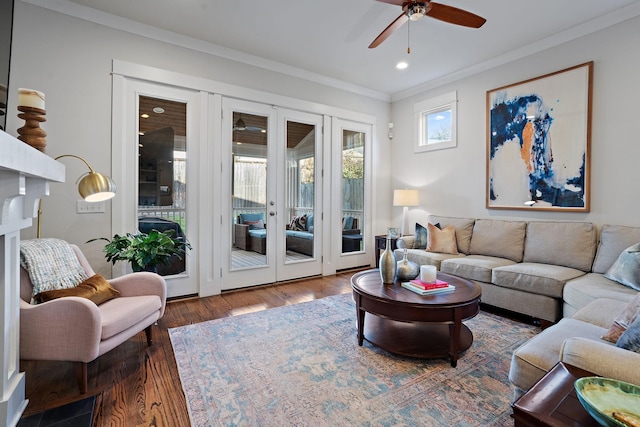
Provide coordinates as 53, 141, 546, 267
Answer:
509, 318, 609, 392
99, 295, 162, 340
602, 293, 640, 343
492, 263, 586, 298
564, 273, 637, 316
604, 243, 640, 291
393, 249, 465, 270
570, 298, 628, 329
428, 215, 475, 254
592, 225, 640, 274
468, 219, 526, 262
441, 255, 516, 283
523, 221, 597, 272
238, 213, 265, 224
426, 224, 458, 254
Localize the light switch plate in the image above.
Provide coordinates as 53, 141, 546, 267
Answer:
77, 200, 105, 214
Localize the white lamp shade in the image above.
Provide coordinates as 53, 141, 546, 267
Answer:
393, 189, 419, 207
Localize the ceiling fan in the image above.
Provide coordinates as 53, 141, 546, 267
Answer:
233, 116, 265, 132
369, 0, 486, 49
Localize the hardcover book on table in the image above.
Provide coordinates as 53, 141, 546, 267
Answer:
409, 279, 449, 290
401, 281, 456, 295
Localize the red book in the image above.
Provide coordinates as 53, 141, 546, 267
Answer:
409, 279, 449, 290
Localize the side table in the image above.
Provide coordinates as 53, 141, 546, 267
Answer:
375, 235, 398, 267
512, 362, 599, 427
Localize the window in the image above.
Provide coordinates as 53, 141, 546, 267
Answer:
414, 91, 457, 153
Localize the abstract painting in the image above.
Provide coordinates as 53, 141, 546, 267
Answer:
486, 62, 593, 211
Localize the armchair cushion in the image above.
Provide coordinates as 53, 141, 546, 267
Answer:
33, 274, 120, 305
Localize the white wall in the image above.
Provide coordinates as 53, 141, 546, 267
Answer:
7, 1, 392, 274
390, 15, 640, 233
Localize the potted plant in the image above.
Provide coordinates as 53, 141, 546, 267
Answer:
89, 229, 191, 273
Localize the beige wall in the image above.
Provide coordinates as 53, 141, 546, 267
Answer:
390, 15, 640, 231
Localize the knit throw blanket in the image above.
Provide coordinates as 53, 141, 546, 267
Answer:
20, 238, 88, 298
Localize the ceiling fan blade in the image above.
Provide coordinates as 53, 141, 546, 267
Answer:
369, 11, 409, 48
427, 3, 486, 28
374, 0, 406, 5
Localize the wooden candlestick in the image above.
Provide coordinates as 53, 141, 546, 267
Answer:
17, 105, 47, 152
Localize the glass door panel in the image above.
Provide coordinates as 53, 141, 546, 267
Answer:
285, 120, 316, 260
137, 95, 189, 276
341, 129, 364, 254
231, 111, 269, 270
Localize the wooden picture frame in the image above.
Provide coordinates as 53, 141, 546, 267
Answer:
486, 62, 593, 211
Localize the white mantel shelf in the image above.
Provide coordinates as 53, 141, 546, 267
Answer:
0, 130, 64, 426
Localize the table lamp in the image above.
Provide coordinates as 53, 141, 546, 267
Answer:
393, 189, 419, 237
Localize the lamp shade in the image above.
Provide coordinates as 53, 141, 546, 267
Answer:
78, 172, 117, 202
393, 189, 419, 207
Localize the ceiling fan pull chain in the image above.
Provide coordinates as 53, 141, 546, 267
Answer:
407, 19, 411, 54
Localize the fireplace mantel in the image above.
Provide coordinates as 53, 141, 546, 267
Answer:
0, 130, 64, 426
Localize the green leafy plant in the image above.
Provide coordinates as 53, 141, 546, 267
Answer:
88, 230, 191, 272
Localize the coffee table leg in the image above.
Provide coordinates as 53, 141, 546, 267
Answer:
449, 309, 462, 367
355, 296, 365, 346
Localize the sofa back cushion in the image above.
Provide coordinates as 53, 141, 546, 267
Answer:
523, 221, 597, 272
592, 225, 640, 274
428, 215, 475, 254
469, 219, 527, 262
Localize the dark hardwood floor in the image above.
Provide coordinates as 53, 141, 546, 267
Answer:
19, 270, 358, 426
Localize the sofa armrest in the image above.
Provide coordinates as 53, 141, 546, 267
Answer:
109, 272, 167, 317
396, 236, 414, 249
561, 337, 640, 385
20, 298, 102, 362
234, 223, 250, 249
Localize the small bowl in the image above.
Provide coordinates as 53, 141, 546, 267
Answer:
574, 377, 640, 427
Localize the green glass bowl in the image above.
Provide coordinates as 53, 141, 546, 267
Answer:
574, 377, 640, 427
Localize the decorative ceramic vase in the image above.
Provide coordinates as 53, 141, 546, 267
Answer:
379, 236, 396, 284
396, 248, 419, 281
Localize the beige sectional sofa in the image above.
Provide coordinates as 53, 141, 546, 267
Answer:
394, 215, 640, 399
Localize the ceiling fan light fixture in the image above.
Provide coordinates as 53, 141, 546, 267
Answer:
408, 4, 426, 21
234, 117, 246, 131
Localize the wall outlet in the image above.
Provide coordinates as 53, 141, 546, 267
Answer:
77, 200, 105, 214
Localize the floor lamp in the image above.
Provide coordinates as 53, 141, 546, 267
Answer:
393, 189, 419, 237
37, 154, 117, 238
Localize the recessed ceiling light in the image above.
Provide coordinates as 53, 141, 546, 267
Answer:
153, 107, 165, 114
141, 113, 149, 119
396, 62, 408, 70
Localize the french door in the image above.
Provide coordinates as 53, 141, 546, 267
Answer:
113, 79, 200, 298
221, 99, 324, 289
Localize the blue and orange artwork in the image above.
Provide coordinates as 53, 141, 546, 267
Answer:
488, 65, 590, 209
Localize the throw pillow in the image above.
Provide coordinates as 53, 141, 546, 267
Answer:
604, 242, 640, 291
616, 314, 640, 353
426, 223, 458, 254
412, 222, 440, 249
33, 274, 120, 305
602, 292, 640, 342
290, 215, 307, 231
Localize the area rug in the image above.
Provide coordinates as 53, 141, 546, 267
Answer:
169, 293, 539, 426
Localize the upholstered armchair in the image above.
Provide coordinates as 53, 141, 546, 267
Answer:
19, 244, 166, 393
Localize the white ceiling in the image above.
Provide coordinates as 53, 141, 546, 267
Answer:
34, 0, 640, 100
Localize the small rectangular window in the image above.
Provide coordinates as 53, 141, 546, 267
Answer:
414, 91, 457, 153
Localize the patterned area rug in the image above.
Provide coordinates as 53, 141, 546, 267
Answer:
169, 293, 539, 426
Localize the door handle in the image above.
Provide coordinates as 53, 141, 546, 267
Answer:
269, 211, 276, 216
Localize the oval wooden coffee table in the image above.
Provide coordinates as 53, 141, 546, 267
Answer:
351, 269, 482, 367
